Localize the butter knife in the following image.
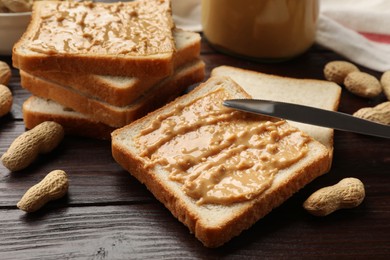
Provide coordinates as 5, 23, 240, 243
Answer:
223, 99, 390, 139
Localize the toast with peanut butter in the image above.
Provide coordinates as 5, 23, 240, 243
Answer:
20, 59, 205, 128
13, 0, 176, 77
22, 29, 201, 107
212, 66, 342, 158
111, 76, 331, 247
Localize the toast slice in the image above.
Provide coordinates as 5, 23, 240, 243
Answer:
111, 76, 331, 247
24, 29, 201, 106
211, 66, 342, 158
20, 59, 205, 127
13, 0, 176, 77
23, 96, 114, 140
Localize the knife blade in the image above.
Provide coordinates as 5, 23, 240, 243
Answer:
223, 99, 390, 139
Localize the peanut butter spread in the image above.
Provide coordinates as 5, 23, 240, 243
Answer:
28, 0, 174, 55
135, 88, 310, 205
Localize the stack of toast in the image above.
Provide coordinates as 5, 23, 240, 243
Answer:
12, 0, 205, 139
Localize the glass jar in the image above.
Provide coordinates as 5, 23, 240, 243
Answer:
201, 0, 319, 62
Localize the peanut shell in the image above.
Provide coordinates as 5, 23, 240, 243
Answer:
380, 71, 390, 101
0, 61, 11, 85
324, 61, 359, 84
17, 170, 69, 212
353, 101, 390, 125
344, 71, 382, 98
0, 84, 13, 117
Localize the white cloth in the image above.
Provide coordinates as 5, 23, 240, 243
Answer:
317, 0, 390, 72
320, 0, 390, 35
171, 0, 390, 72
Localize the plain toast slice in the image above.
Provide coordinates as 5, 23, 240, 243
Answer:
111, 76, 331, 247
23, 96, 114, 140
20, 59, 205, 127
13, 0, 176, 77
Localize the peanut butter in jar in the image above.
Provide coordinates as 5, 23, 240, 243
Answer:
201, 0, 319, 61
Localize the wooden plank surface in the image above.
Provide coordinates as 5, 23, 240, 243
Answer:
1, 39, 389, 259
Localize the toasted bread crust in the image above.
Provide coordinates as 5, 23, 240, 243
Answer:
111, 76, 331, 247
13, 52, 174, 78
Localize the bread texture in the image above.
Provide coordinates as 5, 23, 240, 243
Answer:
111, 76, 331, 247
24, 29, 201, 106
20, 59, 205, 127
13, 0, 176, 77
211, 66, 342, 158
23, 96, 114, 140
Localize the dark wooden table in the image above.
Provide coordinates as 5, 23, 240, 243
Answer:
1, 38, 389, 259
